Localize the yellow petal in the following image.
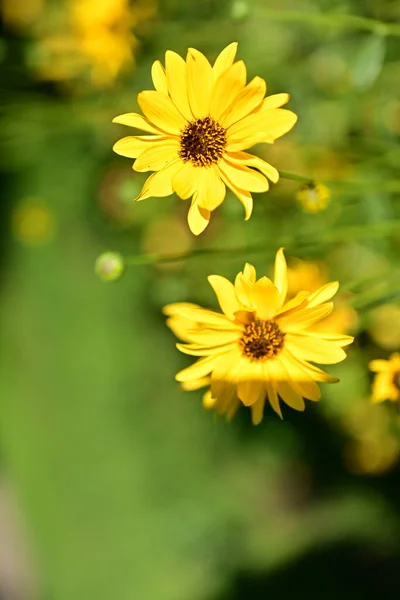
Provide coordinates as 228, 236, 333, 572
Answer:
196, 166, 226, 211
234, 272, 255, 309
176, 354, 220, 382
218, 166, 253, 219
135, 161, 181, 200
243, 263, 256, 283
237, 361, 264, 406
177, 342, 236, 356
285, 334, 347, 364
279, 352, 321, 401
138, 90, 187, 135
251, 396, 266, 425
187, 200, 211, 235
113, 135, 167, 158
220, 76, 266, 128
369, 359, 391, 373
276, 292, 309, 318
186, 48, 212, 119
226, 152, 279, 183
227, 108, 297, 144
259, 93, 290, 110
274, 248, 288, 307
268, 359, 305, 411
212, 42, 238, 79
151, 60, 168, 94
252, 277, 281, 319
183, 328, 241, 346
112, 112, 162, 134
208, 275, 241, 319
209, 60, 246, 120
133, 143, 179, 172
307, 282, 339, 308
171, 305, 239, 328
371, 372, 396, 403
287, 353, 339, 383
278, 303, 334, 332
219, 159, 269, 192
264, 372, 282, 418
165, 50, 193, 121
181, 377, 210, 391
163, 302, 201, 316
172, 162, 201, 199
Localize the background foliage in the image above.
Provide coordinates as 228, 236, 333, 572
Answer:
1, 0, 400, 599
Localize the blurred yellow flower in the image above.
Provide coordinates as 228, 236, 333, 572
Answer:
368, 304, 400, 350
164, 249, 353, 424
369, 353, 400, 404
287, 259, 357, 334
342, 400, 400, 475
296, 181, 330, 213
113, 42, 297, 235
12, 199, 55, 246
0, 0, 43, 29
34, 0, 155, 87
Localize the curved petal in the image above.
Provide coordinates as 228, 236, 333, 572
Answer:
218, 167, 253, 219
285, 334, 347, 364
227, 108, 298, 144
208, 275, 241, 319
259, 93, 290, 110
237, 361, 264, 407
133, 143, 179, 172
268, 359, 305, 411
264, 367, 282, 418
176, 354, 220, 382
219, 159, 269, 192
307, 282, 339, 308
278, 303, 334, 332
220, 76, 266, 128
251, 396, 266, 425
212, 42, 238, 79
210, 60, 247, 121
113, 135, 167, 159
252, 277, 281, 319
172, 162, 202, 199
226, 151, 279, 183
165, 50, 193, 121
135, 160, 182, 200
274, 248, 288, 307
196, 166, 226, 211
280, 352, 321, 401
234, 272, 255, 309
186, 48, 212, 119
138, 90, 187, 135
243, 263, 256, 283
151, 60, 168, 94
187, 200, 211, 235
112, 112, 163, 134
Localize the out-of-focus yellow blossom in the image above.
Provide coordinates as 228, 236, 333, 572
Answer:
287, 259, 357, 334
12, 199, 55, 246
113, 42, 297, 235
33, 0, 156, 88
296, 182, 331, 213
342, 401, 400, 475
368, 304, 400, 350
0, 0, 43, 29
370, 353, 400, 404
164, 249, 353, 424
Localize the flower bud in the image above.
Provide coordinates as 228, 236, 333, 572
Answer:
95, 252, 124, 282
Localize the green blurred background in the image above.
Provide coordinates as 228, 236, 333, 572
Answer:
1, 0, 400, 599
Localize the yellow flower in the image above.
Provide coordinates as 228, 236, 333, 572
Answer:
33, 0, 155, 87
287, 259, 357, 335
164, 249, 353, 424
113, 43, 297, 235
369, 353, 400, 403
296, 182, 330, 213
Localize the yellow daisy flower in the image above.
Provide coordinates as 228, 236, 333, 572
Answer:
164, 249, 353, 424
113, 43, 297, 235
296, 182, 330, 213
369, 353, 400, 403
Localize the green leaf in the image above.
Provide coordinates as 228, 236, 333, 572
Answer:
351, 35, 386, 90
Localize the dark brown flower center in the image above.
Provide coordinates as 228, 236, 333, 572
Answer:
179, 117, 227, 167
239, 319, 285, 362
393, 371, 400, 391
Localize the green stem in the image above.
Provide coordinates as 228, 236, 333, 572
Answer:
122, 219, 400, 267
279, 170, 400, 192
255, 8, 400, 37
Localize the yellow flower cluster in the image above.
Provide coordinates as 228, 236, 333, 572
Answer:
111, 43, 398, 424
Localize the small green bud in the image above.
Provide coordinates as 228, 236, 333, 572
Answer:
95, 252, 125, 282
231, 0, 250, 20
